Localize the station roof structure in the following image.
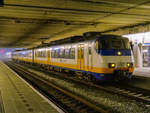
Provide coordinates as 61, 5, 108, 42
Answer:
1, 0, 150, 48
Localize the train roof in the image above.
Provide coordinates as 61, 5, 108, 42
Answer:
12, 32, 124, 52
35, 32, 123, 48
33, 32, 101, 49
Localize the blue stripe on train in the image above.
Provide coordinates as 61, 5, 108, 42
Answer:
51, 65, 114, 81
98, 49, 131, 56
37, 64, 132, 81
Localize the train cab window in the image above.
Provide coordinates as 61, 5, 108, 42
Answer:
111, 40, 123, 49
98, 36, 130, 50
101, 40, 109, 49
70, 48, 75, 59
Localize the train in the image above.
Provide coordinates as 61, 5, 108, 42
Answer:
11, 32, 134, 81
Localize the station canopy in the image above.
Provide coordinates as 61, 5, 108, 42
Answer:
1, 0, 150, 48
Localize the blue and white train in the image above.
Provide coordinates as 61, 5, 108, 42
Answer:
12, 32, 134, 81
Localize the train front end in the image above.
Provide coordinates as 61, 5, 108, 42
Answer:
94, 35, 134, 81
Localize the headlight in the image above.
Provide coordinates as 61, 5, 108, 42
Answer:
108, 63, 116, 68
117, 51, 122, 56
127, 63, 133, 67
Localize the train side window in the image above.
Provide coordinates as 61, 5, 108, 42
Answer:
40, 51, 42, 57
56, 49, 60, 58
51, 50, 55, 58
65, 48, 70, 59
30, 51, 32, 58
41, 51, 43, 57
53, 49, 60, 58
37, 51, 40, 57
37, 51, 39, 57
63, 49, 65, 58
27, 51, 32, 58
70, 48, 75, 59
54, 50, 57, 58
59, 48, 64, 58
39, 51, 41, 57
41, 51, 42, 57
24, 52, 27, 57
89, 47, 91, 54
42, 51, 47, 58
35, 51, 37, 57
38, 51, 41, 57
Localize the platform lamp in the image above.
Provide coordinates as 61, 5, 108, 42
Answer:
0, 0, 4, 6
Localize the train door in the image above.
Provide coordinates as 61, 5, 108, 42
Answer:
32, 49, 34, 63
88, 43, 92, 71
78, 44, 84, 70
48, 48, 51, 65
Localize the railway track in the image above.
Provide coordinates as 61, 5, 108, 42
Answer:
6, 62, 108, 113
8, 61, 150, 106
102, 84, 150, 105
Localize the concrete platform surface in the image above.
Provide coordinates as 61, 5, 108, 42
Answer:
133, 67, 150, 78
0, 61, 63, 113
128, 67, 150, 91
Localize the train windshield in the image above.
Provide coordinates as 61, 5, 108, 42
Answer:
99, 37, 130, 49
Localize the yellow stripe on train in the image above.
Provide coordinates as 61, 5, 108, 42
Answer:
34, 59, 134, 74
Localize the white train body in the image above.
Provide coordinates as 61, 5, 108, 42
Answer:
12, 33, 134, 81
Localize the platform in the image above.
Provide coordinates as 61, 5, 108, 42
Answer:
0, 61, 63, 113
133, 67, 150, 78
128, 67, 150, 91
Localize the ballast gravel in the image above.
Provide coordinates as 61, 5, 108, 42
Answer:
25, 67, 150, 113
